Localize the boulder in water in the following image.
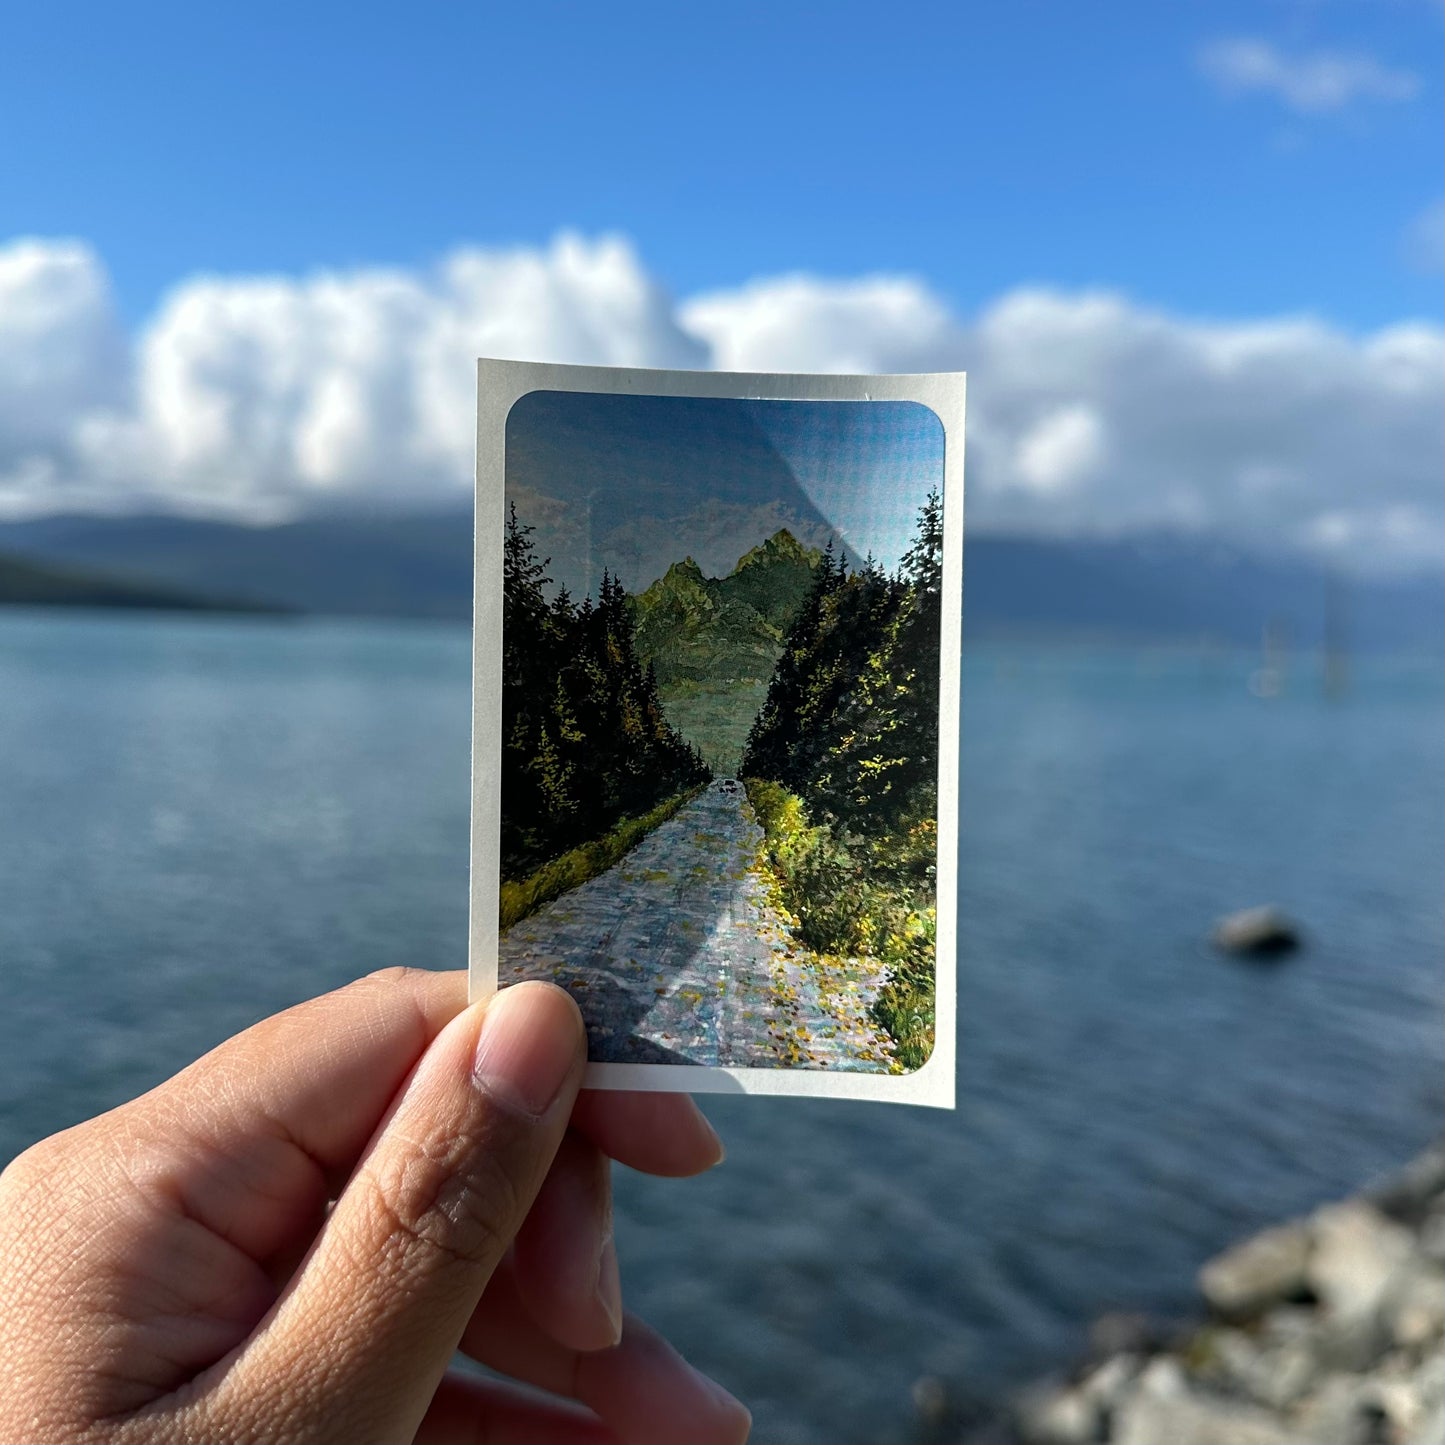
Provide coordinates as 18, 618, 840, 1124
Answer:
1212, 906, 1301, 958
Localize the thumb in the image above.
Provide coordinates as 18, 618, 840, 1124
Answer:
218, 981, 586, 1444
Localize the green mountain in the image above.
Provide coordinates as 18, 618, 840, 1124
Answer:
627, 529, 823, 774
630, 528, 822, 686
724, 528, 823, 632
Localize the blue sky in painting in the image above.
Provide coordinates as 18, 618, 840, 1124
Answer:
506, 392, 941, 580
751, 402, 944, 574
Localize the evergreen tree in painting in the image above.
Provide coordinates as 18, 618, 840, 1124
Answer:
815, 487, 942, 831
738, 541, 848, 787
501, 506, 710, 879
742, 490, 941, 829
740, 490, 944, 1068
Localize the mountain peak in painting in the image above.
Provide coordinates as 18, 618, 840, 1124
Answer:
661, 556, 708, 589
722, 528, 821, 636
735, 527, 810, 569
631, 528, 823, 690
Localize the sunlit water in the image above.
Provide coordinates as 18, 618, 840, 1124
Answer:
1, 610, 1440, 1443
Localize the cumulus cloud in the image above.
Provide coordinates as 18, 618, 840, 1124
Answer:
0, 239, 126, 500
1013, 404, 1108, 496
6, 233, 705, 519
0, 232, 1440, 575
682, 274, 962, 376
682, 274, 1443, 574
1198, 38, 1420, 113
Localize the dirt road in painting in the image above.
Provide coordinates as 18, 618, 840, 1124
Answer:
499, 781, 896, 1071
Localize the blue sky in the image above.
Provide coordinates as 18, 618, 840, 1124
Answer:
2, 0, 1438, 327
0, 1, 1439, 570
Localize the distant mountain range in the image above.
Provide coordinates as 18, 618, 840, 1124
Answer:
0, 546, 285, 614
0, 510, 1439, 653
0, 512, 472, 618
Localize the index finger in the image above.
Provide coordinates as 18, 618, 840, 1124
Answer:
113, 967, 469, 1261
121, 970, 721, 1269
571, 1090, 725, 1178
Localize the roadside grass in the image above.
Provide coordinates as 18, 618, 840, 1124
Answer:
499, 785, 708, 931
869, 925, 936, 1074
743, 777, 936, 1072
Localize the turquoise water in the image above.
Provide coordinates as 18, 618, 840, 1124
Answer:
1, 610, 1440, 1443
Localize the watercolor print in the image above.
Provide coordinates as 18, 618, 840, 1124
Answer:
497, 390, 943, 1075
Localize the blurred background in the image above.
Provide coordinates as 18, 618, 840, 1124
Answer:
1, 3, 1440, 1442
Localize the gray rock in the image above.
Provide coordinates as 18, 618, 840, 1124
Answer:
1200, 1222, 1313, 1320
1112, 1359, 1301, 1445
1080, 1354, 1144, 1410
1308, 1201, 1416, 1321
1013, 1359, 1146, 1445
1310, 1310, 1392, 1375
1006, 1147, 1445, 1445
1383, 1266, 1445, 1352
1255, 1345, 1323, 1412
1294, 1373, 1419, 1445
1013, 1381, 1097, 1445
1368, 1142, 1445, 1228
1405, 1352, 1445, 1445
1190, 1326, 1263, 1388
1249, 1311, 1331, 1408
1194, 1327, 1321, 1411
1418, 1203, 1445, 1267
1258, 1305, 1325, 1346
1212, 906, 1301, 957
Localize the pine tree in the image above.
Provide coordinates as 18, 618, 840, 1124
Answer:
741, 540, 844, 782
885, 488, 943, 814
741, 491, 943, 831
500, 511, 711, 878
500, 506, 550, 866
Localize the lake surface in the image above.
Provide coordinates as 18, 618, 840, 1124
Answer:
0, 610, 1440, 1443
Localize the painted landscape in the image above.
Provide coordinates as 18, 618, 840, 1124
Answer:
498, 392, 943, 1073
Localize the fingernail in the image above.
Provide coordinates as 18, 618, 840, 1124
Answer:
692, 1101, 727, 1166
473, 983, 582, 1116
595, 1232, 623, 1345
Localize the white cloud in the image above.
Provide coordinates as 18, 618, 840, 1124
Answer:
16, 233, 706, 519
682, 274, 962, 375
1198, 38, 1419, 112
1014, 404, 1108, 495
0, 232, 1441, 575
677, 276, 1444, 575
0, 239, 125, 489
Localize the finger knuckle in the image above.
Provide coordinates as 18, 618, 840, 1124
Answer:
0, 1131, 74, 1208
362, 964, 424, 988
366, 1127, 521, 1274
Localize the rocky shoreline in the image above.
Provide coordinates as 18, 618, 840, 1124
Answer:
944, 1143, 1445, 1445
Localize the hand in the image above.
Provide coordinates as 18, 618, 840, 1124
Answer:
0, 969, 750, 1444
